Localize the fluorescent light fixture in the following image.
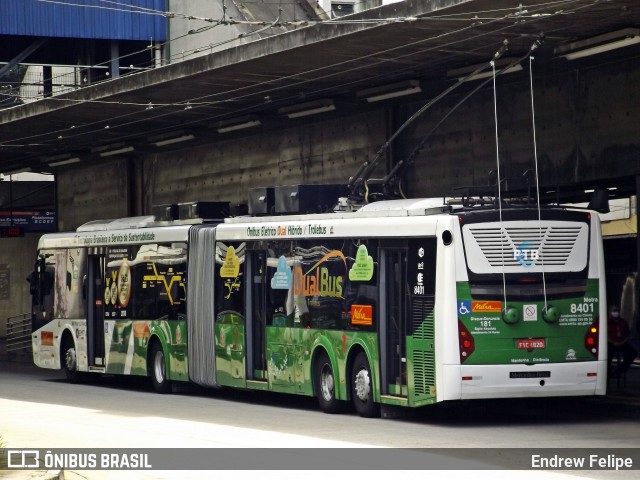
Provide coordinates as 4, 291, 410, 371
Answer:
93, 144, 135, 157
555, 28, 640, 61
357, 80, 421, 102
585, 186, 618, 194
216, 117, 262, 133
100, 146, 133, 157
151, 133, 195, 147
48, 157, 81, 167
278, 99, 335, 119
42, 153, 75, 163
447, 59, 523, 82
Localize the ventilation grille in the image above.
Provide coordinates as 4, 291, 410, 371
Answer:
410, 296, 435, 397
411, 296, 435, 340
463, 222, 589, 273
412, 350, 435, 396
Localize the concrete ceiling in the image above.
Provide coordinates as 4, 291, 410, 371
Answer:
0, 0, 639, 174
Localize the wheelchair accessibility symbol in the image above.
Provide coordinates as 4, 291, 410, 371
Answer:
458, 301, 471, 316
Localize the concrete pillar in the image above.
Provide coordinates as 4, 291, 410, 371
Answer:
42, 65, 52, 98
110, 41, 120, 79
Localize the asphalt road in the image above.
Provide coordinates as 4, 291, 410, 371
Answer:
1, 361, 638, 480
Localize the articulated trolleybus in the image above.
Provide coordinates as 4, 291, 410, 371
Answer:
31, 197, 606, 417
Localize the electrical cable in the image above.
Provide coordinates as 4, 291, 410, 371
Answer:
0, 0, 597, 157
529, 54, 549, 313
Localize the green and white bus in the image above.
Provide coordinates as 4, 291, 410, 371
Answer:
30, 198, 607, 417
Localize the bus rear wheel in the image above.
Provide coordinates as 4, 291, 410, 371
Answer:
315, 351, 342, 414
351, 352, 380, 418
149, 342, 171, 394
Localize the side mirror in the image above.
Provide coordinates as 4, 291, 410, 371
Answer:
27, 271, 38, 296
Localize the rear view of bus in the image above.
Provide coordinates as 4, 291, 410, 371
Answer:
441, 206, 607, 400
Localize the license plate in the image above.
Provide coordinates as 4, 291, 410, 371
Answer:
517, 338, 545, 349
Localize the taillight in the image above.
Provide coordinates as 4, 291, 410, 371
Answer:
458, 320, 475, 363
584, 319, 599, 358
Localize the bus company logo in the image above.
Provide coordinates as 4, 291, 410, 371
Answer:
472, 301, 502, 313
351, 304, 373, 326
41, 331, 53, 346
566, 349, 576, 360
293, 250, 346, 298
513, 240, 540, 268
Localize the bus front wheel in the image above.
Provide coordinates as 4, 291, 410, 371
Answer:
62, 338, 82, 384
149, 342, 171, 394
351, 352, 380, 418
315, 351, 341, 414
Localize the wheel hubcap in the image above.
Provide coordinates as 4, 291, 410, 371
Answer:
65, 348, 76, 372
320, 365, 334, 401
154, 351, 165, 382
354, 368, 371, 402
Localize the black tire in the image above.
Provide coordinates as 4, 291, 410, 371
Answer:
351, 351, 380, 418
149, 342, 172, 394
314, 351, 342, 414
62, 338, 82, 384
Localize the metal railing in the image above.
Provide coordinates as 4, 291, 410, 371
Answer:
1, 62, 151, 108
6, 313, 32, 355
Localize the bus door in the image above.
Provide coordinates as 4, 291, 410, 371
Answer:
379, 245, 408, 397
246, 250, 267, 381
86, 249, 106, 367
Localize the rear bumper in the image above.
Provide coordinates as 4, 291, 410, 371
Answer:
440, 360, 607, 401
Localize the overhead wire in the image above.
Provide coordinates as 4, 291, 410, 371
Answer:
0, 2, 590, 155
167, 10, 527, 106
491, 55, 508, 312
529, 54, 549, 313
163, 0, 602, 103
404, 0, 577, 19
17, 0, 420, 99
3, 0, 596, 129
382, 36, 545, 197
36, 0, 165, 16
37, 0, 418, 26
352, 40, 511, 201
1, 0, 602, 154
18, 0, 585, 94
0, 13, 495, 145
352, 0, 602, 199
22, 0, 283, 95
1, 16, 513, 148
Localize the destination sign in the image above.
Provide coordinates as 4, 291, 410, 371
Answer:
0, 210, 55, 232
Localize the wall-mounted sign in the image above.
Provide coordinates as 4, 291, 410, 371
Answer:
0, 210, 55, 232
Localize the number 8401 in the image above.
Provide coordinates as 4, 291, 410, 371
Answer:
570, 303, 594, 314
